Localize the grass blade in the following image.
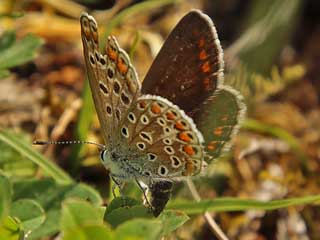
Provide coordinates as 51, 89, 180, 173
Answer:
0, 129, 73, 184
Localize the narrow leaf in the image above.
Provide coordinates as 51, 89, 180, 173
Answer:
168, 195, 320, 214
0, 129, 72, 183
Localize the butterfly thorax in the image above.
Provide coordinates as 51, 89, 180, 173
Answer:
100, 144, 148, 181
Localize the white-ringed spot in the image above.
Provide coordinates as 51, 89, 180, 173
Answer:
99, 82, 109, 95
164, 146, 175, 155
89, 53, 95, 66
139, 131, 152, 143
121, 92, 130, 105
136, 142, 146, 150
144, 171, 152, 177
162, 138, 172, 145
107, 67, 114, 79
121, 126, 129, 138
140, 114, 149, 125
98, 55, 107, 66
164, 127, 172, 134
156, 117, 166, 126
106, 104, 112, 116
113, 80, 121, 95
127, 112, 136, 123
158, 165, 169, 176
170, 156, 181, 168
147, 153, 157, 161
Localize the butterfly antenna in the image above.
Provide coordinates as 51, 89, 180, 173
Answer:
33, 140, 106, 150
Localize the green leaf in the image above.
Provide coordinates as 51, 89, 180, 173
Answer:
159, 210, 189, 236
105, 196, 139, 216
65, 183, 103, 206
64, 225, 114, 240
0, 136, 37, 178
61, 199, 113, 240
0, 174, 11, 221
0, 33, 43, 69
12, 179, 102, 239
114, 219, 162, 240
104, 197, 152, 228
61, 199, 104, 230
10, 199, 45, 233
105, 205, 152, 228
0, 216, 23, 240
0, 129, 72, 183
0, 31, 16, 51
168, 195, 320, 214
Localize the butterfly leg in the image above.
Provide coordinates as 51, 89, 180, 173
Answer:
135, 178, 152, 208
110, 174, 124, 198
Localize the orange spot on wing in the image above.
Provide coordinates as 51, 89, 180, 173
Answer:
183, 145, 195, 156
138, 101, 146, 109
203, 77, 212, 91
178, 132, 192, 142
92, 32, 98, 44
199, 49, 208, 60
174, 121, 185, 131
182, 159, 194, 176
198, 38, 205, 48
207, 141, 217, 151
221, 115, 229, 121
166, 111, 176, 120
193, 30, 199, 36
201, 61, 211, 73
214, 127, 223, 136
107, 46, 117, 61
151, 103, 161, 114
117, 58, 128, 74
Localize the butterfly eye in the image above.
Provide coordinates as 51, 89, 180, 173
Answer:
100, 150, 107, 162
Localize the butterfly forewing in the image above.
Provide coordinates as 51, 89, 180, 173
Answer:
81, 13, 141, 144
142, 10, 224, 114
81, 13, 113, 144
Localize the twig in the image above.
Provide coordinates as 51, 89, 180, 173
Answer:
186, 179, 229, 240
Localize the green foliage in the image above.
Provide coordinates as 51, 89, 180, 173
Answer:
0, 129, 72, 183
0, 31, 43, 79
10, 199, 45, 233
168, 195, 320, 214
0, 174, 11, 221
0, 216, 23, 240
226, 64, 305, 103
227, 0, 302, 75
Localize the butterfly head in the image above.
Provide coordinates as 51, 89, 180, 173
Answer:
99, 149, 127, 177
100, 149, 115, 168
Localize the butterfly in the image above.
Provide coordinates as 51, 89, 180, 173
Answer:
80, 9, 245, 217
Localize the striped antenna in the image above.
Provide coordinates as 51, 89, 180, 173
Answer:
33, 140, 106, 150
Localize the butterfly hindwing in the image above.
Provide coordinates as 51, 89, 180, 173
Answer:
194, 86, 246, 160
120, 95, 206, 180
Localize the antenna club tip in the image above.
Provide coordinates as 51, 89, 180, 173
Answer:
33, 140, 46, 145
